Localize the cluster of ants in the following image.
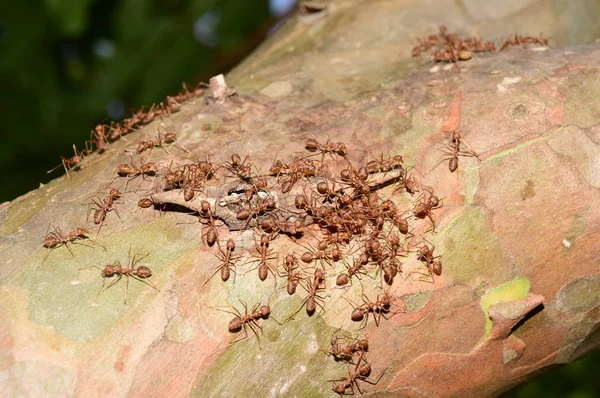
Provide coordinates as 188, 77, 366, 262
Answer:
41, 67, 480, 393
412, 25, 548, 63
42, 128, 472, 394
325, 333, 386, 395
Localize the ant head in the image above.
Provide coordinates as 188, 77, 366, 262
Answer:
259, 305, 270, 319
102, 265, 116, 277
285, 253, 296, 264
260, 234, 270, 246
231, 154, 241, 165
221, 239, 234, 252
76, 227, 90, 236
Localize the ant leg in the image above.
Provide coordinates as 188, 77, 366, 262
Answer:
130, 275, 160, 293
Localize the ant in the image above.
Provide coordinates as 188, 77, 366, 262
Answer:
85, 247, 158, 304
116, 157, 157, 191
365, 154, 404, 174
329, 356, 386, 395
304, 137, 347, 164
280, 253, 302, 295
47, 144, 90, 177
346, 291, 400, 329
429, 129, 480, 174
299, 240, 344, 269
203, 238, 239, 285
415, 241, 442, 281
198, 200, 219, 247
336, 257, 368, 287
88, 188, 122, 234
42, 225, 100, 261
223, 153, 254, 182
87, 124, 108, 153
499, 34, 548, 51
210, 299, 271, 349
325, 332, 369, 362
245, 234, 278, 281
135, 127, 177, 154
412, 186, 442, 232
286, 268, 326, 319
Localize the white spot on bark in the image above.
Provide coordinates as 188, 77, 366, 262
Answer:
497, 76, 522, 92
562, 239, 572, 248
429, 65, 440, 73
306, 334, 319, 353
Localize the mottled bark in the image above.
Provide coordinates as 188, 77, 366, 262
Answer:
1, 0, 600, 397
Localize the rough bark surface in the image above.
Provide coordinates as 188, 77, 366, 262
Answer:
1, 0, 600, 397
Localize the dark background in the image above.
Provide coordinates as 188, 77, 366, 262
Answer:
0, 0, 598, 396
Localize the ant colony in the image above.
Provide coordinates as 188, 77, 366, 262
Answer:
44, 75, 480, 394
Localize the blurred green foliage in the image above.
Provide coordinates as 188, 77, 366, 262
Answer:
505, 349, 600, 398
0, 1, 598, 396
0, 0, 274, 202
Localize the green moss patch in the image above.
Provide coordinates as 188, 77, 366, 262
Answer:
480, 277, 531, 340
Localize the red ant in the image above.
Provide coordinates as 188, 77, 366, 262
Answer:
87, 124, 108, 153
499, 34, 548, 51
299, 240, 344, 269
42, 225, 100, 261
304, 136, 347, 164
412, 186, 442, 231
84, 247, 158, 304
430, 129, 480, 174
365, 154, 404, 174
223, 153, 254, 182
198, 200, 219, 247
116, 157, 157, 191
346, 291, 401, 329
88, 188, 122, 234
329, 356, 386, 395
210, 300, 271, 349
203, 238, 239, 285
415, 241, 442, 282
245, 234, 278, 281
47, 144, 90, 177
135, 127, 177, 154
336, 256, 368, 287
280, 253, 302, 295
286, 268, 326, 319
325, 332, 369, 362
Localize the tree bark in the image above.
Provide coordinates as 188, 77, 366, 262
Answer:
1, 0, 600, 397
